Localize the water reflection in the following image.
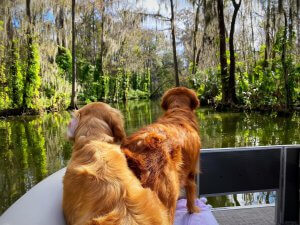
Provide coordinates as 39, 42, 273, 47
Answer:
0, 101, 299, 214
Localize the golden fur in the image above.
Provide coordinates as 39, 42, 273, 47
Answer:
121, 87, 201, 223
63, 102, 169, 225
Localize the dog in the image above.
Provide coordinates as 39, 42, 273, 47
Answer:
121, 87, 201, 223
63, 102, 169, 225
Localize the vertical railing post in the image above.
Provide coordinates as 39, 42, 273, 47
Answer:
276, 146, 299, 225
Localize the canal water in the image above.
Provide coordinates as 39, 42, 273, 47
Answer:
0, 100, 299, 214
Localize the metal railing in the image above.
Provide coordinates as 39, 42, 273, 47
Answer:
198, 145, 300, 225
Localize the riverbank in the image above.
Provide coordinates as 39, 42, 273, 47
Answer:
1, 98, 299, 118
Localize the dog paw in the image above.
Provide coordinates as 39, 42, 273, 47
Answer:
188, 205, 200, 214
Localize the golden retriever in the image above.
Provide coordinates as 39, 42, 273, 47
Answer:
121, 87, 201, 223
63, 102, 169, 225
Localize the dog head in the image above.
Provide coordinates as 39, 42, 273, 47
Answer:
161, 87, 199, 111
67, 102, 125, 143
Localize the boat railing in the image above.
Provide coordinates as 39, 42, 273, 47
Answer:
197, 145, 300, 225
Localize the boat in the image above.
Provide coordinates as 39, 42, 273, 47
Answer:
0, 167, 219, 225
0, 168, 66, 225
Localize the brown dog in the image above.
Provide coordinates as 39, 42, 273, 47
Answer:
121, 87, 201, 223
63, 102, 169, 225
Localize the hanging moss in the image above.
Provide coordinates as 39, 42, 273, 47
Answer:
0, 45, 10, 110
23, 40, 41, 110
9, 40, 23, 108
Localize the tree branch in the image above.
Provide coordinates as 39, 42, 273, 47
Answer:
137, 12, 171, 22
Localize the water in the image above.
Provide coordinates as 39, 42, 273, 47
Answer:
0, 100, 299, 214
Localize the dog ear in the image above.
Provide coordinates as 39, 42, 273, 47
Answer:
67, 111, 80, 140
161, 91, 171, 111
109, 109, 126, 142
188, 89, 200, 110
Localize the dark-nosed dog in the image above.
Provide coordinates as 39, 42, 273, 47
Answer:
63, 102, 169, 225
121, 87, 201, 224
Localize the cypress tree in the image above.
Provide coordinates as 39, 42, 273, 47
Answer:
9, 40, 23, 108
0, 47, 10, 109
23, 41, 41, 110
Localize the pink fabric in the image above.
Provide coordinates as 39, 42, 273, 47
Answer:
174, 198, 219, 225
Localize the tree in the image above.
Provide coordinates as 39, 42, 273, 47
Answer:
170, 0, 180, 86
263, 0, 271, 68
70, 0, 77, 109
228, 0, 241, 104
23, 42, 41, 110
281, 10, 291, 110
96, 0, 105, 100
217, 0, 229, 104
9, 40, 23, 108
23, 0, 41, 110
191, 0, 201, 75
297, 0, 300, 54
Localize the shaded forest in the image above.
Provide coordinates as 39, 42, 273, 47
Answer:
0, 0, 299, 114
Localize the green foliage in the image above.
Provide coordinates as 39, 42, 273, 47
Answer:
192, 67, 220, 105
77, 59, 97, 102
114, 69, 131, 101
0, 39, 10, 110
103, 74, 110, 101
127, 89, 149, 100
114, 68, 125, 101
9, 40, 23, 108
235, 28, 300, 110
143, 68, 151, 92
94, 58, 104, 100
23, 40, 41, 110
56, 46, 72, 80
41, 75, 71, 110
192, 27, 300, 110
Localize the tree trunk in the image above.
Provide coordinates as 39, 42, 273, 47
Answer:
70, 0, 77, 109
92, 1, 96, 65
97, 2, 105, 100
191, 0, 200, 75
170, 0, 179, 87
217, 0, 229, 103
60, 7, 67, 48
297, 0, 300, 54
288, 2, 294, 45
6, 11, 13, 41
197, 0, 215, 68
26, 0, 32, 37
281, 11, 291, 110
278, 0, 283, 13
250, 2, 256, 66
56, 6, 66, 47
264, 0, 271, 68
270, 4, 277, 69
26, 0, 31, 24
228, 0, 241, 104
